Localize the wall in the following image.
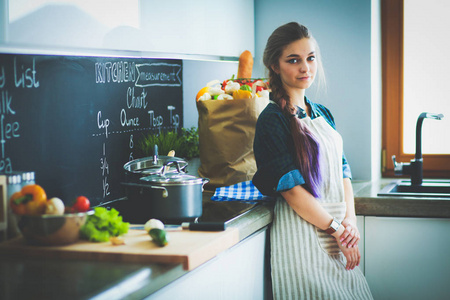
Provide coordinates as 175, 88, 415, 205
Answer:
138, 0, 254, 57
3, 0, 254, 57
371, 0, 382, 181
254, 0, 377, 181
1, 0, 380, 181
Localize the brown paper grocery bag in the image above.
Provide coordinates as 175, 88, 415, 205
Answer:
196, 96, 269, 190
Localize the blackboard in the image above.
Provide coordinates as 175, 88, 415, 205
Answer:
0, 53, 183, 207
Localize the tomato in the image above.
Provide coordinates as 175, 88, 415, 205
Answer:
72, 196, 90, 212
221, 80, 229, 90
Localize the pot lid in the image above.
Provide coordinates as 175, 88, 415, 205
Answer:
124, 156, 187, 175
139, 172, 204, 185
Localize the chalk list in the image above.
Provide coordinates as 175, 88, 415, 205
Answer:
0, 53, 183, 206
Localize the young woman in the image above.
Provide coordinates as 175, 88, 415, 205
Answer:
253, 22, 373, 299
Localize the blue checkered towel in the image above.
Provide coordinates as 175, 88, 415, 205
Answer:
211, 181, 275, 203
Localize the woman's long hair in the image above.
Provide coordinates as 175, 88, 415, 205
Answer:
263, 22, 324, 198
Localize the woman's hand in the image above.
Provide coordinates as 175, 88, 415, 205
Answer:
341, 178, 360, 248
337, 238, 361, 270
340, 218, 360, 248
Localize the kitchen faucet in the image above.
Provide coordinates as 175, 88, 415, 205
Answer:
392, 112, 444, 185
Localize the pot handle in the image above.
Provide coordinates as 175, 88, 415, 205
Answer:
202, 178, 210, 188
121, 182, 168, 198
161, 160, 187, 176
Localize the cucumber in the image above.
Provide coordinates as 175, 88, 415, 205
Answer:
149, 228, 169, 247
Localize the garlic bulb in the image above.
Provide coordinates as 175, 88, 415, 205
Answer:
45, 197, 65, 215
144, 218, 165, 233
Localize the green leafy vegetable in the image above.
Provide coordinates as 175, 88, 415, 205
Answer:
137, 127, 199, 159
240, 84, 252, 92
80, 207, 129, 242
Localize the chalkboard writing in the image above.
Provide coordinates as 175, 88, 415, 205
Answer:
0, 53, 183, 206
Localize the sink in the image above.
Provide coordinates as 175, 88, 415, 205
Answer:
378, 179, 450, 198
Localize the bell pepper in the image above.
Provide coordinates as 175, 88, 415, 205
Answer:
10, 184, 47, 215
232, 90, 253, 100
196, 86, 210, 101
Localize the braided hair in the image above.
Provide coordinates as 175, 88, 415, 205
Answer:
263, 22, 323, 198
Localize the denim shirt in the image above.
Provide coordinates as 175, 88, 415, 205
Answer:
252, 97, 352, 196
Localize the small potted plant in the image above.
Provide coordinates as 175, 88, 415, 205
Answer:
136, 127, 200, 175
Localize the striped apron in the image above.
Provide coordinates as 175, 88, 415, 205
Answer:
270, 116, 373, 299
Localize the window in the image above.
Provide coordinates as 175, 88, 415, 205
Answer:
382, 0, 450, 178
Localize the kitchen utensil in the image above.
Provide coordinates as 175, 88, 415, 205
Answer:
130, 222, 226, 232
15, 211, 94, 246
165, 150, 175, 173
153, 144, 158, 165
122, 160, 209, 224
178, 222, 226, 231
180, 222, 225, 231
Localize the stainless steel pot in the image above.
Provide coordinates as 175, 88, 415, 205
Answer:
121, 161, 209, 224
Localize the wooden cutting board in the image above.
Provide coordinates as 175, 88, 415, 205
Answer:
0, 228, 239, 270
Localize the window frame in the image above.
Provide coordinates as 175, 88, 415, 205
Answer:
381, 0, 450, 178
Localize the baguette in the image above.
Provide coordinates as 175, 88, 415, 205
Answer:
237, 50, 253, 79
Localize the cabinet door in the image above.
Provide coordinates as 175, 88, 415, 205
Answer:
147, 228, 268, 300
357, 215, 365, 274
365, 216, 450, 300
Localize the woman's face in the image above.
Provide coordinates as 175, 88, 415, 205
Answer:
273, 38, 317, 92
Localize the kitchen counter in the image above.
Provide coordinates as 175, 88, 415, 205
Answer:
0, 179, 448, 299
353, 178, 450, 218
0, 192, 273, 300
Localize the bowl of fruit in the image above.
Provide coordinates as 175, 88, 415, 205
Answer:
10, 184, 93, 246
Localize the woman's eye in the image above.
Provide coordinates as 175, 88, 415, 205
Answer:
288, 59, 298, 64
308, 56, 316, 61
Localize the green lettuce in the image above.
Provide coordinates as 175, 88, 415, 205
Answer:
80, 207, 129, 242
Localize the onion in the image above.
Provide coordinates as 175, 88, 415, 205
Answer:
144, 218, 165, 233
45, 197, 65, 215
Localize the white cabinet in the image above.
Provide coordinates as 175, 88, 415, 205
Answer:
146, 228, 269, 300
357, 215, 365, 274
364, 216, 450, 300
